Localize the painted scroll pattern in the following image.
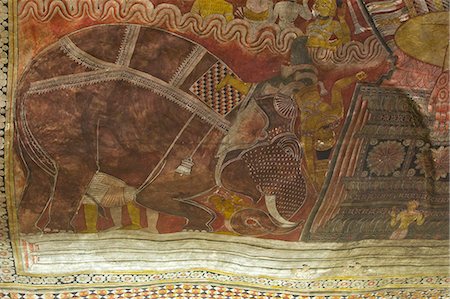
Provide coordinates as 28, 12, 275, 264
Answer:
18, 0, 387, 65
309, 35, 386, 66
18, 0, 302, 54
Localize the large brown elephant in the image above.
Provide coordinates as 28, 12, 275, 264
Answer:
15, 24, 310, 235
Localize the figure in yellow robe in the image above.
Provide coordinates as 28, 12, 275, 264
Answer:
306, 0, 351, 50
191, 0, 234, 22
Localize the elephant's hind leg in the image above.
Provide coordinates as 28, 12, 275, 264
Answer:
17, 147, 55, 234
44, 157, 95, 232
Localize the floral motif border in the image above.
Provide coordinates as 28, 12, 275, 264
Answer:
1, 285, 449, 299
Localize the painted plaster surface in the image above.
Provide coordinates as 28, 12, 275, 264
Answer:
0, 0, 448, 296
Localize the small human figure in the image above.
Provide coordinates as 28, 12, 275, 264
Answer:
306, 0, 351, 50
271, 0, 312, 30
390, 200, 425, 240
190, 0, 234, 21
234, 0, 274, 27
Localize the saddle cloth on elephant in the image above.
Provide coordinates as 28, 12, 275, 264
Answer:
81, 172, 136, 208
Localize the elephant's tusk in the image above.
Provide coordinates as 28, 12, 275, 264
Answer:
265, 195, 299, 228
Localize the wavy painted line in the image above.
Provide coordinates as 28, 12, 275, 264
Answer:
309, 36, 385, 65
18, 0, 303, 54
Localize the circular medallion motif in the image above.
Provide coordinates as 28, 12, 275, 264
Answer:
415, 146, 449, 180
367, 141, 405, 176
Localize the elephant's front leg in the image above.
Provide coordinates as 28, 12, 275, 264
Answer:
136, 189, 215, 232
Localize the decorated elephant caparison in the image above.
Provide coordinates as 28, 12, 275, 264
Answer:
15, 24, 316, 235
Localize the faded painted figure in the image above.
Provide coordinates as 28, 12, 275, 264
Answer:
389, 200, 425, 240
15, 25, 312, 236
271, 0, 312, 30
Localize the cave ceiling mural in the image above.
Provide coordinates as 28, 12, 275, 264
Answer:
0, 0, 448, 297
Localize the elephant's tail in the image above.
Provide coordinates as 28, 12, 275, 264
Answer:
229, 208, 302, 236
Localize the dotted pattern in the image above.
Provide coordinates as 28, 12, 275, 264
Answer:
267, 126, 291, 141
190, 62, 244, 116
242, 140, 307, 219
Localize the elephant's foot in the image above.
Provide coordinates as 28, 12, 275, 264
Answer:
43, 227, 64, 233
136, 191, 216, 234
46, 165, 95, 233
43, 218, 75, 233
32, 202, 72, 233
183, 220, 212, 232
18, 209, 44, 234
